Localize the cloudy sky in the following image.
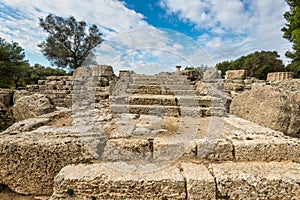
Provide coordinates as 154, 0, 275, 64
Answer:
0, 0, 291, 74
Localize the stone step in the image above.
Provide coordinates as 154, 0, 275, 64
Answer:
131, 74, 186, 79
126, 85, 200, 96
100, 115, 300, 163
111, 104, 180, 116
100, 132, 300, 163
132, 80, 190, 85
126, 88, 198, 95
112, 95, 223, 107
128, 83, 195, 90
111, 104, 225, 117
50, 161, 300, 199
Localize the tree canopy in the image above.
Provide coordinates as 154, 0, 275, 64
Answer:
30, 64, 68, 84
0, 37, 68, 88
38, 14, 103, 69
282, 0, 300, 78
216, 51, 285, 80
0, 37, 29, 88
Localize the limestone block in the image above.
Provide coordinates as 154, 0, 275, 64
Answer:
13, 94, 56, 121
202, 107, 226, 117
181, 163, 216, 199
153, 136, 196, 161
212, 161, 300, 199
102, 138, 152, 161
13, 90, 32, 103
230, 85, 300, 137
267, 72, 293, 82
51, 163, 186, 199
91, 65, 114, 77
129, 95, 177, 106
232, 137, 300, 162
224, 82, 244, 91
73, 68, 91, 77
195, 138, 233, 161
2, 108, 71, 134
196, 81, 209, 95
1, 117, 50, 134
38, 85, 47, 91
203, 68, 222, 80
0, 131, 92, 195
225, 70, 246, 80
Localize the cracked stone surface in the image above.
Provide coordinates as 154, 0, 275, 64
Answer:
50, 162, 186, 200
212, 161, 300, 199
50, 161, 300, 200
181, 162, 215, 199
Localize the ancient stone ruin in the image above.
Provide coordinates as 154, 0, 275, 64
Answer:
267, 71, 293, 82
0, 65, 299, 199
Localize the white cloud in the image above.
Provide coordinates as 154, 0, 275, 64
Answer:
0, 0, 292, 74
159, 0, 292, 64
96, 28, 214, 74
159, 0, 213, 27
0, 0, 149, 53
1, 0, 211, 74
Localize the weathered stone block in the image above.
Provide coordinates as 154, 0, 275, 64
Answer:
13, 94, 56, 121
230, 85, 300, 137
267, 72, 293, 82
0, 131, 92, 195
153, 136, 196, 161
212, 161, 300, 199
224, 82, 244, 91
232, 138, 300, 162
51, 163, 186, 199
181, 163, 216, 199
91, 65, 114, 78
102, 138, 152, 161
195, 138, 233, 161
225, 70, 246, 80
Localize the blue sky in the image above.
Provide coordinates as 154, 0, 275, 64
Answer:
0, 0, 291, 74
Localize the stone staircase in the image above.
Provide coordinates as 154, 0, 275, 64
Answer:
49, 73, 300, 200
111, 73, 226, 117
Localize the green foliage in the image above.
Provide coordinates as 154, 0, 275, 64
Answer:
30, 64, 68, 84
215, 51, 285, 80
184, 67, 194, 70
282, 0, 300, 77
286, 62, 300, 77
38, 14, 103, 69
0, 37, 68, 88
215, 61, 231, 76
0, 37, 29, 88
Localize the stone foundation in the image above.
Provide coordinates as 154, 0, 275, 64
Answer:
50, 161, 300, 200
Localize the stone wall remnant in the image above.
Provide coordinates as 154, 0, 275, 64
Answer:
267, 72, 293, 82
225, 70, 246, 80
